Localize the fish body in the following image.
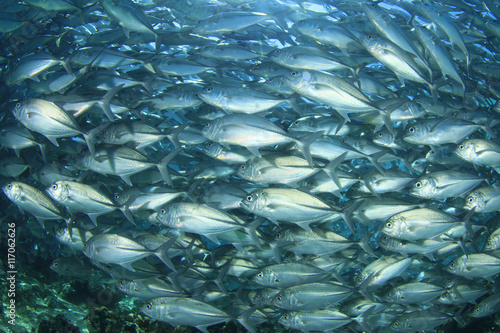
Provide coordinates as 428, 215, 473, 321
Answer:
201, 113, 319, 166
409, 170, 485, 200
2, 181, 62, 223
83, 233, 174, 271
240, 187, 340, 231
381, 208, 460, 241
454, 139, 500, 168
11, 99, 95, 156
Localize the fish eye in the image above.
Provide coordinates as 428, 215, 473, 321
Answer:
276, 296, 282, 301
290, 71, 298, 77
53, 262, 58, 267
283, 314, 289, 320
52, 184, 58, 190
268, 77, 274, 82
246, 195, 253, 201
7, 184, 12, 190
115, 194, 120, 200
408, 127, 415, 133
468, 197, 473, 203
146, 303, 152, 310
378, 132, 383, 137
415, 182, 422, 188
275, 49, 280, 54
15, 103, 20, 108
240, 164, 246, 170
386, 222, 392, 228
450, 262, 455, 267
393, 321, 399, 327
206, 142, 213, 147
83, 243, 87, 247
276, 232, 282, 239
274, 278, 279, 282
205, 87, 213, 93
459, 145, 464, 149
367, 35, 373, 39
204, 122, 210, 127
160, 208, 166, 214
257, 272, 263, 277
294, 120, 299, 125
486, 241, 491, 247
356, 277, 362, 282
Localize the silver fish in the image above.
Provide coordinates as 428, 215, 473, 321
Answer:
83, 233, 175, 271
2, 181, 62, 225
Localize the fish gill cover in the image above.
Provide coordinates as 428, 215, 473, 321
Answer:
1, 0, 500, 332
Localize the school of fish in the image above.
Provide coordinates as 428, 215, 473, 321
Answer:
2, 0, 500, 332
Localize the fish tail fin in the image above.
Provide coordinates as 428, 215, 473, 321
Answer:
84, 122, 110, 158
168, 121, 191, 149
38, 143, 47, 163
358, 272, 376, 301
367, 151, 387, 176
214, 259, 231, 295
82, 133, 95, 158
285, 95, 302, 115
358, 232, 377, 257
295, 130, 324, 167
97, 83, 125, 122
155, 236, 177, 272
322, 151, 347, 189
354, 305, 376, 333
235, 306, 258, 333
246, 218, 264, 250
157, 148, 181, 186
341, 199, 364, 234
481, 116, 497, 139
119, 205, 135, 225
61, 58, 73, 75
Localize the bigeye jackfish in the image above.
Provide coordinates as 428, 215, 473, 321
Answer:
11, 99, 97, 157
2, 181, 62, 226
83, 233, 176, 272
74, 145, 180, 186
201, 113, 322, 167
240, 187, 348, 233
45, 180, 134, 225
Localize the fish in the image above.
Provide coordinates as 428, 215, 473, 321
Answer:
272, 281, 355, 310
409, 170, 485, 200
201, 113, 322, 167
74, 145, 179, 186
45, 180, 134, 225
454, 138, 500, 171
140, 297, 251, 333
11, 98, 97, 157
50, 257, 94, 277
2, 181, 63, 225
83, 233, 176, 272
155, 202, 256, 245
240, 187, 347, 232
